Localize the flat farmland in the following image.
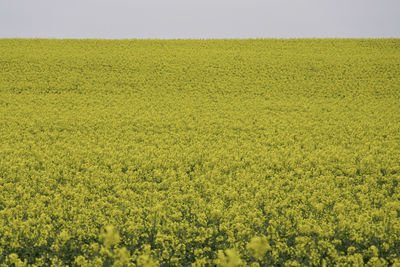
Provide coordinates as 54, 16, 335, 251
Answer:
0, 39, 399, 266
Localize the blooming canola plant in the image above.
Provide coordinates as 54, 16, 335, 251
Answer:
0, 39, 399, 266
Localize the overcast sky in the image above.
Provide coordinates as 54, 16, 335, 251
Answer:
0, 0, 399, 39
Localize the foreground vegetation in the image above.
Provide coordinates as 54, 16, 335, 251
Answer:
0, 39, 399, 266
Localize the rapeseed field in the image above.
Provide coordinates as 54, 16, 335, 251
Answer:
0, 39, 399, 266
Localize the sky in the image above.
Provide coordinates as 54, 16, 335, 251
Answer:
0, 0, 399, 39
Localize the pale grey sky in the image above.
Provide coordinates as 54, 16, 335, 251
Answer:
0, 0, 399, 39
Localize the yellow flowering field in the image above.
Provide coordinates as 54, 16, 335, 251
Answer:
0, 39, 399, 266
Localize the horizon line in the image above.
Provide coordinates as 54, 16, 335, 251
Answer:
1, 37, 399, 41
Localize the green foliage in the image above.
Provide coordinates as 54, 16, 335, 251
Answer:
0, 39, 399, 266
